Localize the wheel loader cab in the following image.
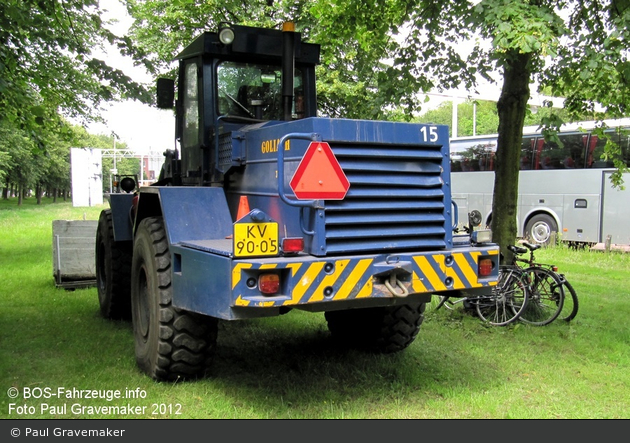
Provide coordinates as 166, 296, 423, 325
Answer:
156, 23, 320, 186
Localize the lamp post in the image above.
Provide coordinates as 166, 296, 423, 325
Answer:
110, 132, 118, 193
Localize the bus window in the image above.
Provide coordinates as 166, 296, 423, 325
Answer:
587, 129, 630, 168
620, 131, 630, 167
560, 133, 586, 169
533, 133, 584, 170
477, 146, 495, 171
587, 133, 615, 168
450, 138, 496, 171
532, 138, 546, 170
520, 136, 535, 170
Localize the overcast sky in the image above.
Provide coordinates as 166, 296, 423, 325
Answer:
86, 0, 175, 155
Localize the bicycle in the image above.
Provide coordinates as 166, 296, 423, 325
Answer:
432, 265, 530, 326
527, 241, 579, 322
512, 242, 579, 323
431, 210, 530, 326
476, 264, 531, 326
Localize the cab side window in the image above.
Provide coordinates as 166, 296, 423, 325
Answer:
182, 62, 199, 148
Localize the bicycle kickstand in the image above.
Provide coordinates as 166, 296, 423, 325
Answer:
435, 296, 448, 310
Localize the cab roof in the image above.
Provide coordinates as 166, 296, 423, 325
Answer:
175, 24, 321, 66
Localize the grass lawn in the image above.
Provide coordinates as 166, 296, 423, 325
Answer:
1, 197, 629, 419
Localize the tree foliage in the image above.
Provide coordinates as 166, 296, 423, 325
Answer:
122, 0, 629, 256
1, 120, 71, 204
0, 0, 156, 205
0, 0, 151, 152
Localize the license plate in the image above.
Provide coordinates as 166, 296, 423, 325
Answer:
233, 222, 279, 257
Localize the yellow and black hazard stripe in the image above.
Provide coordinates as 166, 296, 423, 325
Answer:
232, 248, 498, 308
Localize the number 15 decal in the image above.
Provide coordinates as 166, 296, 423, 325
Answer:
420, 126, 438, 143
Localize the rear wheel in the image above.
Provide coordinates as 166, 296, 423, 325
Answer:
524, 214, 558, 245
131, 216, 218, 381
95, 209, 132, 320
519, 267, 564, 326
325, 302, 425, 353
558, 277, 579, 322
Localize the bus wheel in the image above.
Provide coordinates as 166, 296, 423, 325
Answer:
525, 214, 558, 245
131, 216, 218, 381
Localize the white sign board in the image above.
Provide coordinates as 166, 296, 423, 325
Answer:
71, 148, 103, 207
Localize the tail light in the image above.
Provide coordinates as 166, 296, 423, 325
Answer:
478, 258, 493, 277
258, 273, 280, 295
282, 237, 304, 254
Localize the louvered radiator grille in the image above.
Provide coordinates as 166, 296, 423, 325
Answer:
324, 143, 447, 254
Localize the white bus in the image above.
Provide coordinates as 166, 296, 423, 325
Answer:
450, 118, 630, 246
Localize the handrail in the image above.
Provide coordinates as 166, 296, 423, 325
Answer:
276, 132, 322, 208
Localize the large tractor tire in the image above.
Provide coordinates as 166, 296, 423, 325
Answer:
131, 217, 218, 381
325, 302, 426, 353
96, 209, 132, 320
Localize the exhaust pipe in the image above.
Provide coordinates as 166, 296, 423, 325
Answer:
282, 22, 295, 121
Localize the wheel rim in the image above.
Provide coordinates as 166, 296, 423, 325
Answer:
530, 222, 551, 243
478, 269, 528, 325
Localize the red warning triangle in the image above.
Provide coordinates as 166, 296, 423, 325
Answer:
290, 142, 350, 200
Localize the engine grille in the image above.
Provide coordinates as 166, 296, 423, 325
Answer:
324, 142, 447, 254
218, 132, 234, 173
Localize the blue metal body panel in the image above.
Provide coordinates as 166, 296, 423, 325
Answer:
169, 243, 235, 318
108, 193, 135, 242
168, 237, 499, 320
221, 117, 453, 257
139, 187, 233, 244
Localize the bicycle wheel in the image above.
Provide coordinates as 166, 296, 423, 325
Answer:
476, 266, 529, 326
519, 267, 564, 326
558, 277, 579, 322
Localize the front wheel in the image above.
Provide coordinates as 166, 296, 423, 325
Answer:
476, 266, 529, 326
325, 302, 425, 353
95, 209, 132, 320
131, 216, 218, 381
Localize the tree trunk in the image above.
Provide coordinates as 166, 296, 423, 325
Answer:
491, 51, 532, 263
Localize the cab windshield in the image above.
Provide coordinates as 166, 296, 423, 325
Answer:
217, 61, 304, 120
